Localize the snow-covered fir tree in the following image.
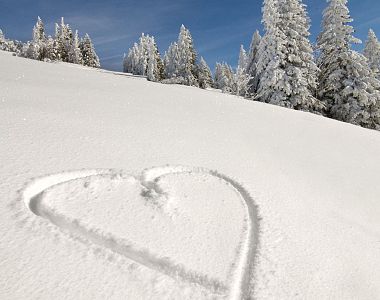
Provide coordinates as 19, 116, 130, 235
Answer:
123, 43, 140, 74
317, 0, 380, 129
238, 45, 248, 72
146, 36, 164, 81
246, 30, 261, 75
0, 29, 20, 53
214, 62, 234, 92
332, 51, 380, 128
124, 38, 140, 74
55, 18, 74, 62
5, 16, 98, 67
45, 35, 59, 61
146, 42, 157, 81
134, 35, 149, 75
255, 0, 321, 112
26, 17, 47, 60
163, 25, 198, 86
80, 33, 100, 68
317, 0, 360, 110
68, 30, 83, 64
214, 63, 225, 90
246, 30, 261, 95
163, 42, 179, 79
0, 29, 8, 51
364, 29, 380, 77
54, 23, 62, 60
234, 45, 250, 96
153, 40, 165, 81
123, 34, 163, 81
176, 25, 198, 86
197, 57, 213, 89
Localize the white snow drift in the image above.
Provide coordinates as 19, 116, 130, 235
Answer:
1, 51, 380, 299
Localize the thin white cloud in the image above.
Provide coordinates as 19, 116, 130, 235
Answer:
358, 16, 380, 29
101, 53, 124, 61
94, 33, 135, 46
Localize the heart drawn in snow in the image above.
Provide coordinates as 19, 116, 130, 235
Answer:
22, 166, 257, 298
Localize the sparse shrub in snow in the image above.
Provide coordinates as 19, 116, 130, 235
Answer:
123, 34, 164, 81
255, 0, 322, 112
163, 25, 199, 87
364, 29, 380, 78
80, 33, 100, 68
317, 0, 380, 129
196, 57, 213, 89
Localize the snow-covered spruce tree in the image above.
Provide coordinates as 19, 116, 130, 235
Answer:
152, 39, 164, 81
55, 18, 74, 62
26, 17, 48, 60
246, 30, 261, 75
317, 0, 380, 129
214, 63, 224, 90
11, 40, 24, 54
0, 29, 20, 53
214, 62, 234, 93
45, 35, 59, 61
123, 34, 163, 81
246, 30, 261, 96
364, 29, 380, 77
256, 0, 322, 112
163, 42, 179, 79
135, 34, 148, 75
123, 43, 140, 74
197, 57, 213, 89
234, 45, 251, 96
146, 36, 164, 81
238, 45, 248, 72
176, 25, 198, 86
124, 39, 139, 75
54, 22, 62, 60
0, 29, 9, 51
146, 42, 157, 81
333, 51, 380, 128
163, 25, 198, 86
68, 30, 83, 64
34, 17, 47, 60
80, 33, 100, 68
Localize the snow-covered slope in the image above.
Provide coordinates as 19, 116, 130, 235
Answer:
1, 51, 380, 299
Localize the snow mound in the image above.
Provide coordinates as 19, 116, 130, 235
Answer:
22, 166, 258, 299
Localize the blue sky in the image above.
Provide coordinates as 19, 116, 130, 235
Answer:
1, 0, 380, 71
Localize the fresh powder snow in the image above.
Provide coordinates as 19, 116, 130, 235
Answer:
1, 51, 380, 299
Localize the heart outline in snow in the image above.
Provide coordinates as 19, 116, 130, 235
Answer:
22, 166, 259, 299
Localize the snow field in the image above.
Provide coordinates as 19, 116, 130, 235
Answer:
1, 51, 380, 299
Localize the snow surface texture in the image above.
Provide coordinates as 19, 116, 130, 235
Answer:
1, 51, 380, 299
22, 166, 258, 299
